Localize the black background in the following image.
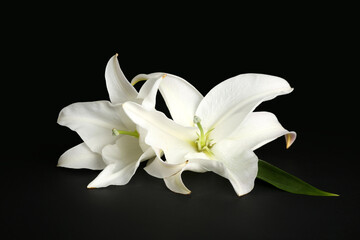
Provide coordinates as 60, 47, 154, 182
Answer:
3, 5, 358, 239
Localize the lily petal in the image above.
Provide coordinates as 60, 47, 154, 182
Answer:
195, 74, 293, 141
105, 54, 138, 103
101, 135, 143, 166
58, 101, 134, 153
87, 163, 134, 188
137, 126, 151, 153
137, 74, 164, 110
211, 143, 259, 196
87, 135, 143, 188
162, 158, 224, 195
138, 147, 157, 163
144, 157, 189, 178
57, 142, 105, 170
226, 111, 296, 151
131, 73, 163, 86
159, 74, 203, 126
123, 102, 197, 164
164, 168, 191, 195
133, 73, 203, 126
223, 151, 259, 196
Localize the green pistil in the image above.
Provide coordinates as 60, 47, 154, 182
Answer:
112, 128, 139, 138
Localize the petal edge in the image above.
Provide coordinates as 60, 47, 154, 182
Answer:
58, 142, 105, 170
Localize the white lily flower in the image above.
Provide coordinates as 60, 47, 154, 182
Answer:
57, 54, 164, 188
123, 73, 296, 196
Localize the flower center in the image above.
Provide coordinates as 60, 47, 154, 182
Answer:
193, 116, 215, 157
112, 128, 139, 138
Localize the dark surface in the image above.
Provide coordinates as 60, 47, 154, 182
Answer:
3, 7, 358, 239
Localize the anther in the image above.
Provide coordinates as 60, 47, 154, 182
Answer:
193, 116, 201, 124
112, 128, 120, 136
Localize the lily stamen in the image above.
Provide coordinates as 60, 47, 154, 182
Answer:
112, 128, 139, 138
193, 116, 215, 156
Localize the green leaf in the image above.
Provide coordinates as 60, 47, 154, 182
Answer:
257, 159, 339, 196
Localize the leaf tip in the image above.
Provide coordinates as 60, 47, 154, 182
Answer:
326, 192, 340, 197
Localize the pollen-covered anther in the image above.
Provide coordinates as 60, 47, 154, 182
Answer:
112, 128, 120, 136
193, 116, 201, 124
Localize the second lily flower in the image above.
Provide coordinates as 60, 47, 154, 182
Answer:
57, 54, 163, 188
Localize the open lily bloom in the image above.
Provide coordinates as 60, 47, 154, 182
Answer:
57, 54, 162, 188
123, 74, 296, 196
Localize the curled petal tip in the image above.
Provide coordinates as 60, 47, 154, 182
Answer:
131, 74, 148, 86
56, 162, 65, 168
180, 189, 191, 195
87, 184, 97, 189
285, 132, 297, 149
115, 53, 118, 57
